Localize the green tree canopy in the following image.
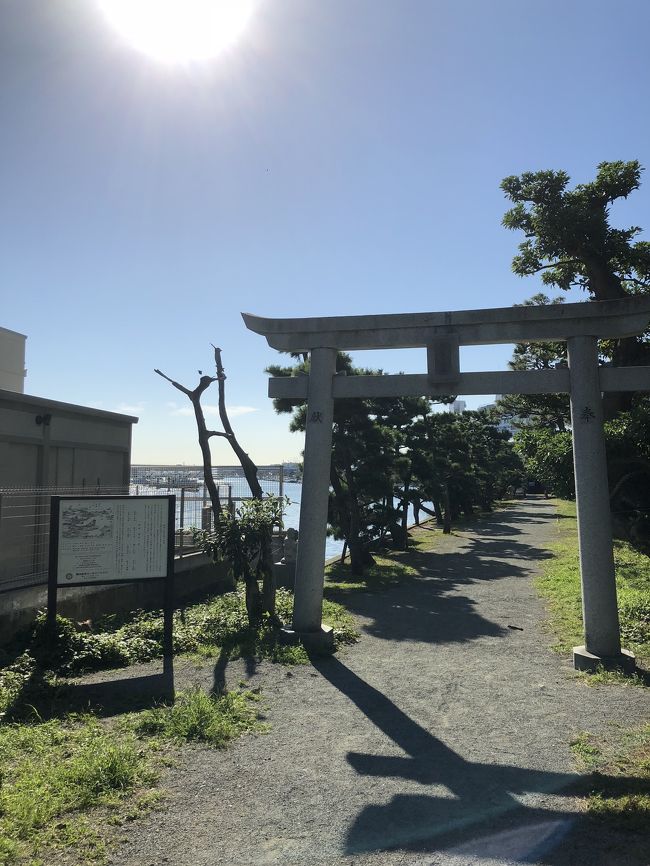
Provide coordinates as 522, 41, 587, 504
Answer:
501, 160, 650, 300
269, 353, 523, 571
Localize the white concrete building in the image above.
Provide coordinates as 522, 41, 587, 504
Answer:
0, 327, 27, 393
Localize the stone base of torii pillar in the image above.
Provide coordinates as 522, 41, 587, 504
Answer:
573, 645, 635, 673
278, 624, 335, 654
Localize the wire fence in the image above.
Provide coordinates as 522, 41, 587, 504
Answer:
0, 465, 284, 594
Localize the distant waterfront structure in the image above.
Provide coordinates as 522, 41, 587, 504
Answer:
478, 395, 517, 436
282, 461, 301, 481
0, 326, 27, 393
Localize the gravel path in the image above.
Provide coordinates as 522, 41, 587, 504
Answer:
105, 498, 649, 866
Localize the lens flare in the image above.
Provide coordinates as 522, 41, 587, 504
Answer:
98, 0, 257, 63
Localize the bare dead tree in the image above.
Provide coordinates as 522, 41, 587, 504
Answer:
210, 346, 280, 622
211, 345, 263, 500
153, 368, 225, 524
155, 348, 281, 626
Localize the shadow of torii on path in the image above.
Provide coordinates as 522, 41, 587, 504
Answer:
312, 658, 649, 865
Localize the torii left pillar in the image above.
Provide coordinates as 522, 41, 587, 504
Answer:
282, 346, 337, 653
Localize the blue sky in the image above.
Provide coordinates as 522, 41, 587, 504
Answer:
2, 0, 649, 464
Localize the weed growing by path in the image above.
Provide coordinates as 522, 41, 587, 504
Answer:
570, 731, 603, 769
571, 725, 650, 828
129, 688, 266, 747
573, 666, 649, 688
536, 500, 650, 669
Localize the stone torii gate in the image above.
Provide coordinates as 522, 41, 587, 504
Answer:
244, 297, 650, 671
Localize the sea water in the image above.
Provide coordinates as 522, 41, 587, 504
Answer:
132, 479, 424, 562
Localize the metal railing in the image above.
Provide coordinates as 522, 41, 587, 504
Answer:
0, 485, 127, 594
0, 465, 284, 594
130, 464, 284, 501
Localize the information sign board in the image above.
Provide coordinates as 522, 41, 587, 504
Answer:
51, 495, 172, 586
47, 496, 176, 666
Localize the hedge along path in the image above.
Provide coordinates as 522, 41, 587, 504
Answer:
108, 497, 649, 866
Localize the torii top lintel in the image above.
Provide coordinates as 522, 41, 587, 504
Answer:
242, 297, 650, 352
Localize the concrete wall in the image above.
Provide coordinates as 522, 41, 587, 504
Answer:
0, 327, 26, 394
0, 389, 138, 593
0, 389, 136, 488
0, 552, 235, 643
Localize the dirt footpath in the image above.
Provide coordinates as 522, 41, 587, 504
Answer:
109, 498, 649, 866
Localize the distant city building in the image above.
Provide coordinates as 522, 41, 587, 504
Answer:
0, 326, 27, 393
477, 395, 519, 436
477, 394, 502, 412
449, 399, 466, 413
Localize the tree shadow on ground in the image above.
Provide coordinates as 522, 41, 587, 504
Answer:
327, 578, 508, 645
325, 526, 552, 645
463, 536, 556, 562
212, 641, 257, 695
312, 657, 650, 865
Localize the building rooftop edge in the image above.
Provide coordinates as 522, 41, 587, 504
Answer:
0, 326, 27, 339
0, 389, 138, 424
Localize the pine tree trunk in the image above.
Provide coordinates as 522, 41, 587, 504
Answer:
398, 476, 410, 550
344, 464, 375, 575
443, 483, 452, 534
242, 565, 263, 627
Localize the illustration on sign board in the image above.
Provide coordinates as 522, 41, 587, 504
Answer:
62, 504, 114, 539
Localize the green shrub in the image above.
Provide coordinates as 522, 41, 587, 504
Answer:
0, 654, 35, 721
4, 589, 357, 682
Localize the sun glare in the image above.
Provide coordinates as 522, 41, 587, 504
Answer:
97, 0, 257, 64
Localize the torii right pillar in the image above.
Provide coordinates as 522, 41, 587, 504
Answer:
568, 335, 635, 672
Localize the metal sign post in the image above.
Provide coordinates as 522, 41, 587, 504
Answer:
47, 494, 176, 692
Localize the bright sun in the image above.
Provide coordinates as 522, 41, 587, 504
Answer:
98, 0, 257, 64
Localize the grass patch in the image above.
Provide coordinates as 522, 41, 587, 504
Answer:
574, 666, 649, 688
570, 731, 603, 769
129, 687, 266, 747
540, 502, 650, 831
571, 725, 650, 828
0, 713, 158, 865
324, 522, 440, 595
536, 500, 650, 669
0, 586, 356, 861
0, 684, 267, 864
